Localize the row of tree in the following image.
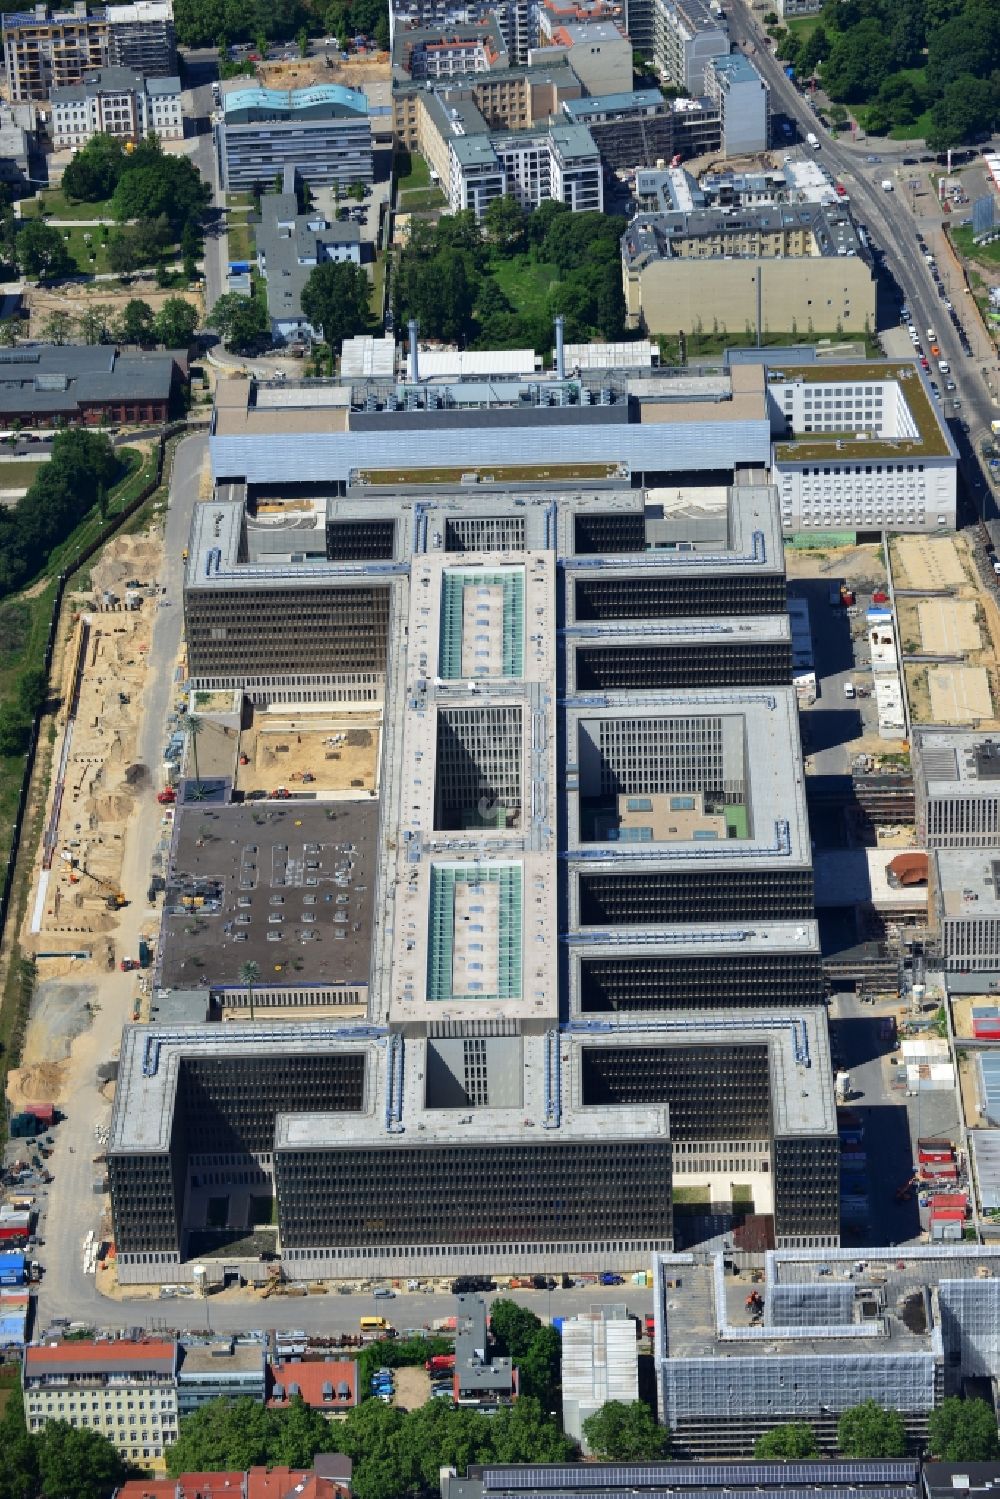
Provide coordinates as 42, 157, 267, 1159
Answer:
756, 1398, 1000, 1462
0, 429, 119, 600
393, 197, 629, 354
171, 0, 388, 51
768, 0, 1000, 148
33, 297, 199, 351
0, 1388, 128, 1499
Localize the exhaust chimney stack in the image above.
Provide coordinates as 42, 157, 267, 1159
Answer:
408, 319, 420, 382
554, 315, 565, 380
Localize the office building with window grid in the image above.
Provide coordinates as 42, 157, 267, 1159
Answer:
112, 363, 838, 1283
653, 1245, 1000, 1456
915, 732, 1000, 849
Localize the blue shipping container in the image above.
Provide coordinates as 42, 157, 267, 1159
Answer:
0, 1251, 25, 1285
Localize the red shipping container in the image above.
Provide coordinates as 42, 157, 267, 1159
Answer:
930, 1193, 967, 1212
872, 590, 889, 603
931, 1208, 965, 1222
920, 1163, 958, 1181
23, 1103, 54, 1125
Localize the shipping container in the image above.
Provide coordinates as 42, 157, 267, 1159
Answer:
23, 1103, 54, 1126
918, 1138, 955, 1162
973, 1006, 1000, 1039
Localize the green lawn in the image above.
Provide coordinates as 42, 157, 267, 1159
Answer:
395, 149, 431, 191
399, 187, 446, 213
21, 189, 115, 221
58, 225, 113, 275
0, 461, 43, 489
226, 218, 255, 264
490, 256, 561, 321
889, 109, 933, 141
785, 15, 822, 41
369, 251, 386, 318
226, 192, 255, 210
952, 224, 1000, 267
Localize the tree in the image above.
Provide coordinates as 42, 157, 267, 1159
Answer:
181, 218, 201, 281
78, 303, 115, 345
489, 1299, 545, 1361
207, 291, 270, 352
582, 1400, 671, 1461
17, 220, 74, 280
116, 297, 156, 346
154, 296, 200, 349
821, 20, 890, 102
837, 1401, 907, 1460
166, 1397, 275, 1474
60, 133, 126, 202
926, 74, 1000, 150
110, 149, 210, 234
240, 959, 261, 1021
0, 1389, 40, 1499
18, 666, 48, 716
300, 259, 370, 349
928, 1398, 1000, 1462
517, 1323, 561, 1410
185, 713, 204, 786
36, 1420, 126, 1499
40, 311, 75, 345
484, 193, 526, 253
754, 1422, 819, 1459
297, 24, 309, 54
107, 228, 144, 276
0, 704, 29, 756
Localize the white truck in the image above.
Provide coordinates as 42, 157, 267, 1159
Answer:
806, 131, 820, 150
881, 178, 894, 192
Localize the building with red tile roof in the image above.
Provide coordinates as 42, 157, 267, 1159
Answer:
24, 1339, 179, 1465
267, 1359, 358, 1413
114, 1455, 352, 1499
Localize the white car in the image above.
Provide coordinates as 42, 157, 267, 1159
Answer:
927, 328, 936, 340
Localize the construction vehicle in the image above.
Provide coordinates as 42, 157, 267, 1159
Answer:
58, 851, 126, 909
745, 1290, 763, 1311
156, 787, 176, 805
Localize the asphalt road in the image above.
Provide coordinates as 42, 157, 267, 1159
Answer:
730, 3, 998, 523
39, 1281, 653, 1340
34, 436, 206, 1333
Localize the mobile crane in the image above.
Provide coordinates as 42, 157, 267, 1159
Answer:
58, 850, 127, 910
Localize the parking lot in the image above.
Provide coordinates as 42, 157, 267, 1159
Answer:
791, 574, 885, 780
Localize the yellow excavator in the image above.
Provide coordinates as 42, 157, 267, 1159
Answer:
59, 850, 127, 910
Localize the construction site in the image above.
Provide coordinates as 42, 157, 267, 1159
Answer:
892, 532, 1000, 729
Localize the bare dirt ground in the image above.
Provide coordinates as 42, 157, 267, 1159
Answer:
256, 54, 389, 92
927, 664, 994, 722
892, 534, 968, 590
394, 1365, 431, 1412
11, 526, 168, 1106
917, 598, 983, 654
26, 281, 201, 339
235, 711, 381, 796
784, 542, 887, 586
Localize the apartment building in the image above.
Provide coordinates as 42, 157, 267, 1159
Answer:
2, 0, 174, 101
392, 17, 508, 76
394, 60, 582, 149
217, 83, 373, 191
538, 0, 626, 41
414, 85, 603, 216
623, 202, 875, 339
652, 0, 728, 94
105, 0, 175, 73
2, 3, 107, 103
915, 732, 1000, 848
703, 50, 768, 153
533, 19, 634, 96
22, 1340, 179, 1464
390, 0, 534, 60
50, 66, 181, 147
562, 91, 723, 170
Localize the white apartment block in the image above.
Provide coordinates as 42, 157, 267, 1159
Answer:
23, 1340, 180, 1466
653, 0, 728, 94
770, 364, 957, 536
50, 66, 181, 147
